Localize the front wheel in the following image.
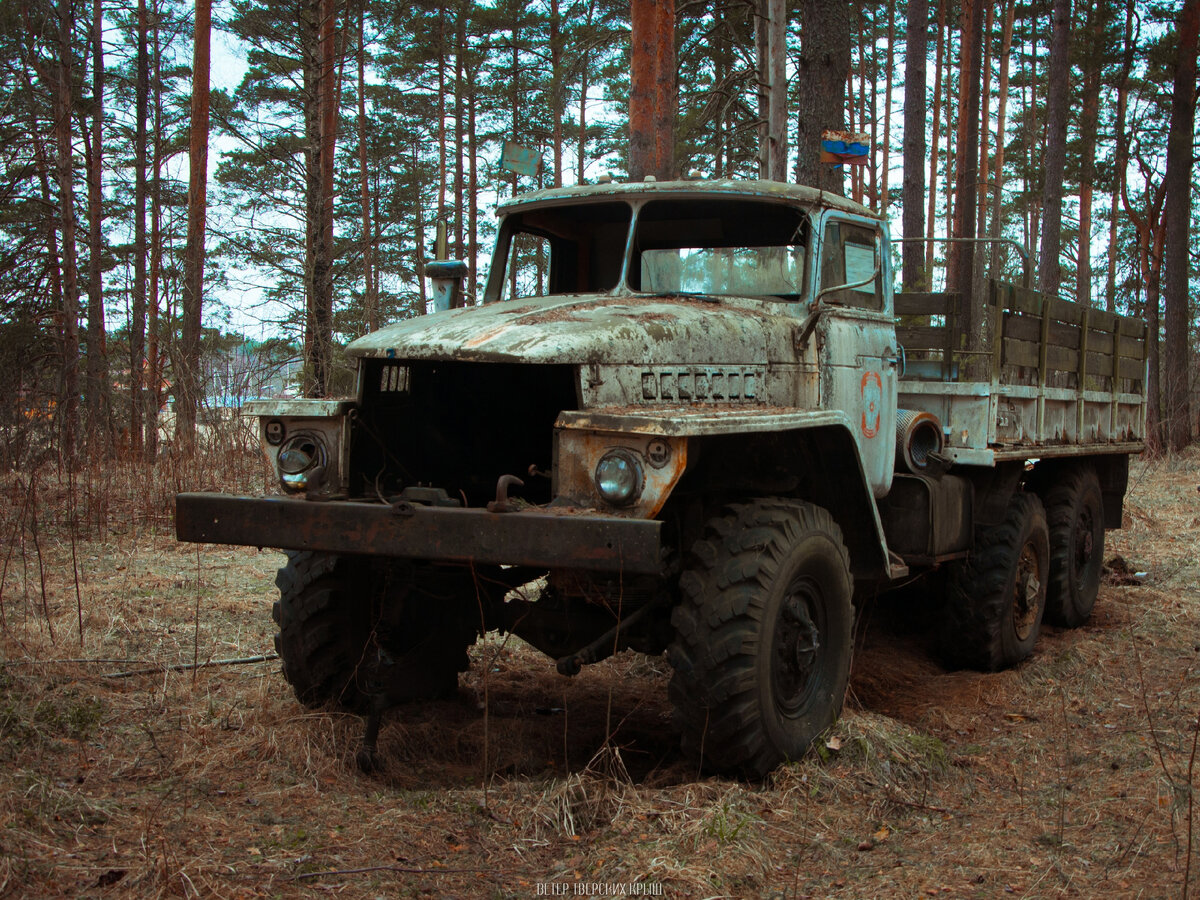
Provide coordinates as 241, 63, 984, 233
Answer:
667, 499, 853, 777
273, 553, 479, 714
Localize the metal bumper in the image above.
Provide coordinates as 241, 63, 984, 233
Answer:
175, 493, 664, 575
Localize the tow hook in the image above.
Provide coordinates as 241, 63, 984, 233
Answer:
487, 474, 525, 513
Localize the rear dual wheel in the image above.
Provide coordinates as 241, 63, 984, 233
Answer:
1042, 465, 1104, 628
940, 491, 1049, 671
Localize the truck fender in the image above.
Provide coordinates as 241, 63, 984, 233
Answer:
683, 422, 892, 582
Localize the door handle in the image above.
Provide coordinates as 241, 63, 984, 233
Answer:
883, 345, 905, 376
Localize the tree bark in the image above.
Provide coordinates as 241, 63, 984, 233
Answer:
357, 1, 376, 332
794, 0, 850, 194
629, 0, 675, 181
989, 0, 1013, 279
949, 0, 983, 336
925, 0, 945, 276
1074, 0, 1101, 308
1036, 0, 1072, 298
1105, 0, 1135, 314
766, 0, 787, 182
1161, 0, 1199, 451
52, 0, 82, 469
130, 0, 148, 460
881, 1, 894, 213
84, 0, 108, 448
146, 5, 163, 460
302, 0, 339, 396
902, 0, 928, 291
179, 0, 211, 453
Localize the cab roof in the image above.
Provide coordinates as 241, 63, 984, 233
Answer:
496, 178, 880, 220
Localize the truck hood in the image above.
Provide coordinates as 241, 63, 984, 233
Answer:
345, 294, 782, 365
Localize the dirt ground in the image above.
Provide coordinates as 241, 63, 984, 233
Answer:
1, 449, 1199, 899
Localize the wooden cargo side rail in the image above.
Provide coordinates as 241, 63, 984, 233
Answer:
895, 280, 1147, 446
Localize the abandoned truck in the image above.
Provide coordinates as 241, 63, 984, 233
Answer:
176, 179, 1147, 777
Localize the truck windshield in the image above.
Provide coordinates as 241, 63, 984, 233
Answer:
488, 194, 811, 302
631, 197, 809, 300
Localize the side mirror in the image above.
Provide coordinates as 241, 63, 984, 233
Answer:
427, 259, 468, 312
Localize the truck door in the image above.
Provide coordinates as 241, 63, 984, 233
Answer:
814, 213, 898, 498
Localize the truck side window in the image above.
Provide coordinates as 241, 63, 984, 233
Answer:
820, 221, 882, 310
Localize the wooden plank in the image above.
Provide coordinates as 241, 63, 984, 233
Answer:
1118, 356, 1145, 382
897, 325, 947, 348
1004, 313, 1082, 349
1087, 307, 1119, 333
1086, 350, 1115, 378
1118, 333, 1145, 360
1005, 284, 1045, 316
1004, 337, 1041, 369
895, 292, 957, 317
1046, 344, 1079, 373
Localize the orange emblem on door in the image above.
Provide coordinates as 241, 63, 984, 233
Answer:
861, 371, 882, 438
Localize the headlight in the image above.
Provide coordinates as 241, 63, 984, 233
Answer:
277, 434, 326, 492
594, 449, 644, 507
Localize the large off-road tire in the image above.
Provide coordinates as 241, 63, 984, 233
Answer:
1041, 465, 1104, 628
273, 552, 478, 714
667, 499, 853, 778
941, 491, 1049, 671
273, 551, 374, 713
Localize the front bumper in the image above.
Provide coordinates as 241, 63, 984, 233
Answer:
175, 493, 664, 575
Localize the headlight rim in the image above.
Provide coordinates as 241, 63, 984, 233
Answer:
594, 447, 645, 508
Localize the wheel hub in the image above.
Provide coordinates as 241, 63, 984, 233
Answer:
774, 583, 822, 716
1073, 507, 1095, 580
1012, 542, 1041, 640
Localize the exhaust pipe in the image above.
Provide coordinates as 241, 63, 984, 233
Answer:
896, 409, 945, 474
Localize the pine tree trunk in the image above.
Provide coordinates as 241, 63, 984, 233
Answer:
989, 0, 1013, 280
629, 0, 675, 181
1161, 0, 1199, 450
1037, 0, 1072, 298
881, 1, 894, 214
357, 2, 376, 332
53, 0, 82, 469
902, 0, 928, 290
453, 0, 465, 256
925, 0, 944, 277
766, 0, 787, 182
131, 0, 148, 460
146, 6, 163, 461
949, 0, 983, 344
1106, 0, 1135, 314
302, 0, 338, 396
794, 0, 850, 194
975, 1, 994, 282
85, 0, 108, 449
550, 0, 563, 187
1074, 0, 1101, 308
179, 0, 209, 453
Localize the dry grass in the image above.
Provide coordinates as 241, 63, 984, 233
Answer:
0, 447, 1199, 898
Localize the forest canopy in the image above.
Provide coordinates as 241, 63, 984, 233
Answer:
0, 0, 1196, 467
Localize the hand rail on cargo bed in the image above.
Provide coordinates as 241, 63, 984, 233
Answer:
890, 236, 1032, 288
